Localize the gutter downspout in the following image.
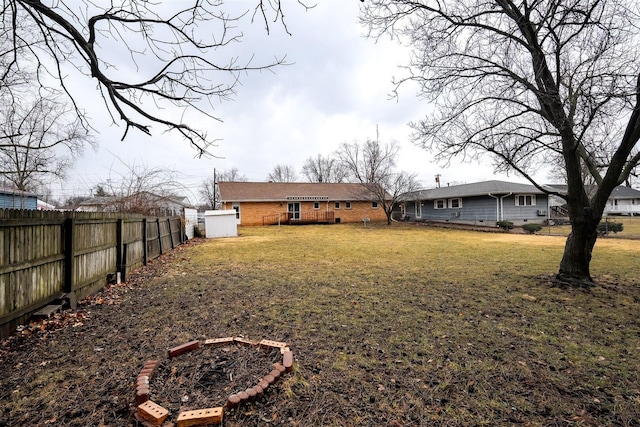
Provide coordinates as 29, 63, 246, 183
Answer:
488, 192, 513, 222
500, 193, 513, 222
488, 193, 500, 221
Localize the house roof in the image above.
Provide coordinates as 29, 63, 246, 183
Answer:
0, 186, 38, 198
545, 184, 640, 199
406, 180, 545, 201
78, 196, 116, 207
218, 182, 382, 202
611, 186, 640, 198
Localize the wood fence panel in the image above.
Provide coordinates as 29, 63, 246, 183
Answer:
146, 220, 161, 261
160, 219, 172, 255
170, 217, 184, 246
74, 247, 118, 298
0, 219, 66, 337
0, 210, 185, 338
74, 221, 117, 253
123, 219, 145, 273
72, 220, 118, 297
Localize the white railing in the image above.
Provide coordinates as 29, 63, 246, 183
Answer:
605, 205, 640, 215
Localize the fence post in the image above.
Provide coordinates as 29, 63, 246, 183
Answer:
168, 217, 175, 249
157, 218, 163, 254
116, 218, 123, 282
121, 244, 128, 283
143, 218, 148, 266
63, 218, 74, 293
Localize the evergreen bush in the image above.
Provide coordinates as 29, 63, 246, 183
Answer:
522, 223, 543, 234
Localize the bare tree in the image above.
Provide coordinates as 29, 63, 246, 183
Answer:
2, 1, 307, 156
99, 160, 190, 215
267, 164, 297, 182
199, 177, 218, 210
199, 167, 247, 209
361, 0, 640, 286
0, 96, 93, 192
337, 139, 420, 225
217, 167, 248, 182
301, 154, 348, 183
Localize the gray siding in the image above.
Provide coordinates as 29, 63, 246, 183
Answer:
420, 196, 498, 222
405, 194, 548, 223
0, 194, 37, 210
502, 194, 548, 221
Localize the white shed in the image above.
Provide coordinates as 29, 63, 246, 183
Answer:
204, 210, 238, 238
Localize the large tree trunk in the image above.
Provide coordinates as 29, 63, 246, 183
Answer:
556, 217, 599, 287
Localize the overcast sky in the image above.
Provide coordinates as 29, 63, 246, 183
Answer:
54, 1, 544, 204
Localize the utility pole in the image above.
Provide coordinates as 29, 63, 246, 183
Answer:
213, 168, 217, 210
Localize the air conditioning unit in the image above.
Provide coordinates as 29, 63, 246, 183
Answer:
537, 210, 546, 216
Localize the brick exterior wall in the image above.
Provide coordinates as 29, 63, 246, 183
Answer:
222, 200, 387, 226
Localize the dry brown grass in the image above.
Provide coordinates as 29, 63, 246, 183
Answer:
183, 223, 640, 426
549, 215, 640, 239
1, 223, 639, 426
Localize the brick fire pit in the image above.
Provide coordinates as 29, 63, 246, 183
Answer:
133, 337, 294, 426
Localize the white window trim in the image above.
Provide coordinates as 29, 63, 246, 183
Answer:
515, 194, 536, 206
448, 198, 462, 209
313, 202, 320, 210
371, 201, 379, 208
334, 202, 341, 209
434, 199, 446, 210
345, 201, 352, 209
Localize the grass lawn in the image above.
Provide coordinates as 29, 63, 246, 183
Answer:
1, 223, 638, 426
183, 223, 639, 425
548, 215, 640, 239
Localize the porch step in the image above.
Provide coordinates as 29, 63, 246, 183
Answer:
32, 304, 63, 319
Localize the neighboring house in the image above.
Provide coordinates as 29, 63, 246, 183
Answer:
547, 184, 640, 216
37, 199, 56, 210
400, 180, 549, 225
0, 187, 39, 210
76, 192, 194, 216
76, 196, 118, 212
606, 186, 640, 216
217, 181, 388, 226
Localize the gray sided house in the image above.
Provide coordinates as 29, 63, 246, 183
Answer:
401, 180, 548, 225
0, 187, 38, 210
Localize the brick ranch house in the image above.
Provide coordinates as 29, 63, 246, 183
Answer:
217, 182, 389, 226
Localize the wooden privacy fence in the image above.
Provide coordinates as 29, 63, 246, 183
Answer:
0, 209, 186, 338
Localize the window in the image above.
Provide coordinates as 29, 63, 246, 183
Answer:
334, 202, 340, 209
288, 202, 301, 220
371, 201, 378, 208
448, 198, 462, 209
434, 199, 446, 209
515, 194, 536, 206
345, 201, 352, 209
313, 202, 320, 209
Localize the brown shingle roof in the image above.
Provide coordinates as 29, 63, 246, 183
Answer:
218, 182, 379, 202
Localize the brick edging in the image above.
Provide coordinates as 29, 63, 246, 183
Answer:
134, 337, 294, 426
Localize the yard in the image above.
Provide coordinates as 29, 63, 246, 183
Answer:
548, 216, 640, 239
1, 223, 639, 426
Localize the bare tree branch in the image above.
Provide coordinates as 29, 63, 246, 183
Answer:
5, 1, 300, 156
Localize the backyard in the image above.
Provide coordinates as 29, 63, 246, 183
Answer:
0, 222, 639, 426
